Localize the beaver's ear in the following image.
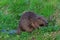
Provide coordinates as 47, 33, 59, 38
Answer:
37, 16, 42, 19
38, 17, 41, 19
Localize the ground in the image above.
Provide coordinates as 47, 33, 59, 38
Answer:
0, 0, 60, 40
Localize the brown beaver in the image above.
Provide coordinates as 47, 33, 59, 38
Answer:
17, 11, 48, 34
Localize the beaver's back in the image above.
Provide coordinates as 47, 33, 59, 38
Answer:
21, 11, 37, 20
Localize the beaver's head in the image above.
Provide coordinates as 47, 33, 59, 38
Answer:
37, 16, 48, 26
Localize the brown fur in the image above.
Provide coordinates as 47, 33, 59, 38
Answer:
17, 11, 48, 34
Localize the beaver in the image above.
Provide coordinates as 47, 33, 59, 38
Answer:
17, 11, 48, 34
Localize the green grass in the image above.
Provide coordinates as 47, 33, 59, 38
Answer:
0, 0, 60, 40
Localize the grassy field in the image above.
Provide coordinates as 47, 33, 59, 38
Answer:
0, 0, 60, 40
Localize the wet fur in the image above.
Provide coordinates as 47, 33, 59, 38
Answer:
17, 11, 48, 34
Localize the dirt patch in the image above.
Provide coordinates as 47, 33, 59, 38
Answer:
49, 9, 60, 26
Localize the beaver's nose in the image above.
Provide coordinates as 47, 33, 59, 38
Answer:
45, 22, 48, 26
